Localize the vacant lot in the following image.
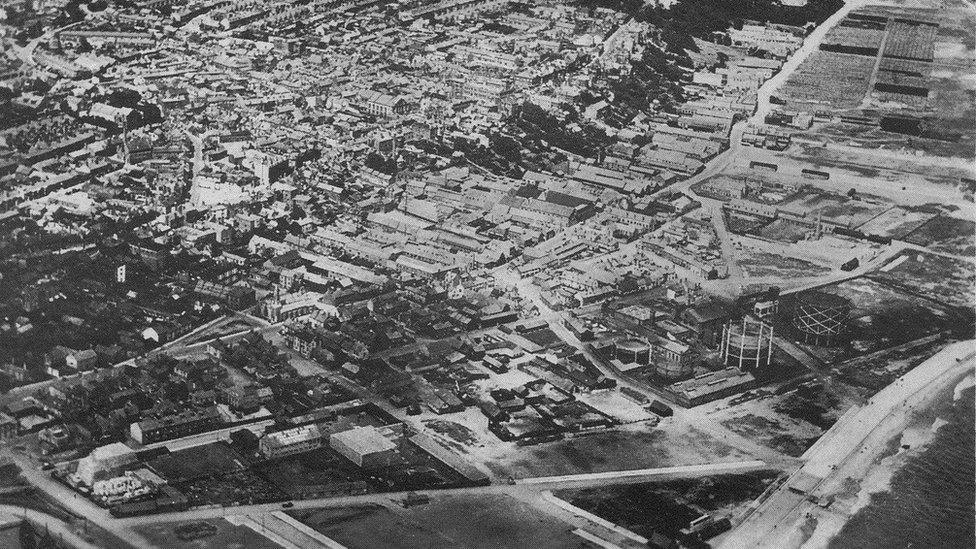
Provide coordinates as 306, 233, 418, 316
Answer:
869, 250, 975, 308
834, 336, 949, 392
293, 494, 586, 549
253, 448, 373, 500
856, 206, 937, 239
557, 471, 779, 537
904, 216, 976, 257
815, 277, 970, 354
136, 519, 282, 549
721, 414, 822, 457
738, 251, 832, 279
148, 442, 247, 483
484, 424, 747, 479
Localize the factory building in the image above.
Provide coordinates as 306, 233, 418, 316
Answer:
329, 425, 402, 469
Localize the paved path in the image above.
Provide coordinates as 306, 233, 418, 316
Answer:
516, 460, 767, 485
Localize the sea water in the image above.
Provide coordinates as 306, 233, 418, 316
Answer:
829, 385, 975, 549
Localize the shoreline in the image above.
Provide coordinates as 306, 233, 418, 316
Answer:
799, 368, 975, 549
719, 340, 976, 549
846, 370, 973, 515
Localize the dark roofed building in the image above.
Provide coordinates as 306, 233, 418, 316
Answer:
682, 302, 729, 348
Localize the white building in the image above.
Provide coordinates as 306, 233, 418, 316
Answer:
329, 426, 400, 469
260, 424, 325, 459
76, 442, 137, 486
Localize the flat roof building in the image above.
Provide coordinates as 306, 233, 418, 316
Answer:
329, 425, 400, 469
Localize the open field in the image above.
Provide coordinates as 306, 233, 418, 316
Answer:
0, 526, 21, 549
177, 468, 286, 508
713, 382, 855, 459
292, 494, 587, 549
721, 413, 821, 457
790, 143, 971, 195
738, 250, 832, 279
483, 424, 748, 479
556, 471, 780, 538
252, 448, 373, 500
757, 219, 814, 243
805, 276, 971, 355
868, 249, 975, 307
779, 187, 890, 227
833, 336, 949, 392
782, 2, 976, 158
148, 442, 247, 484
903, 215, 976, 256
854, 205, 937, 238
136, 518, 283, 549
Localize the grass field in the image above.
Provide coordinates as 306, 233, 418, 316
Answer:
738, 251, 832, 279
148, 442, 247, 483
869, 250, 975, 308
904, 216, 976, 257
556, 471, 779, 538
483, 424, 747, 479
815, 277, 971, 354
292, 494, 587, 549
136, 519, 283, 549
